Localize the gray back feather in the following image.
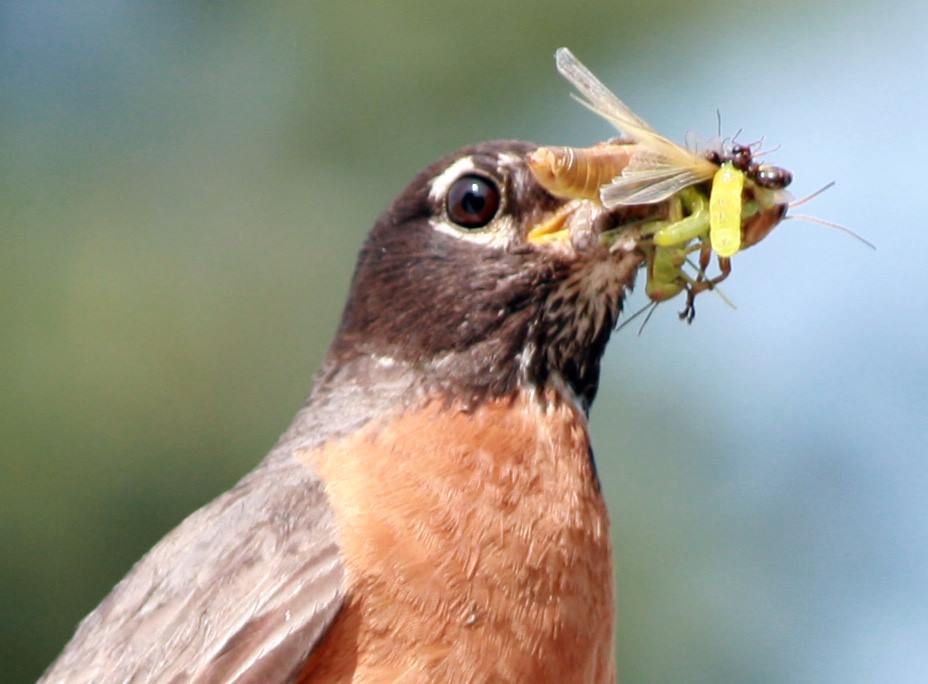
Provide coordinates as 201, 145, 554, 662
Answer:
38, 355, 424, 684
38, 443, 344, 684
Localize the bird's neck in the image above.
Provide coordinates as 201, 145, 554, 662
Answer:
278, 349, 592, 461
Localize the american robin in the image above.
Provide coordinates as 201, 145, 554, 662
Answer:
40, 140, 646, 683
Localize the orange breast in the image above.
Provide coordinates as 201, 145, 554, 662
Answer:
297, 390, 614, 683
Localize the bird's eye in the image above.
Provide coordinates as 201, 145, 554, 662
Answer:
446, 174, 501, 229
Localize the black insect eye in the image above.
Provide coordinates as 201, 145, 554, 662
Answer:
754, 165, 793, 189
446, 174, 501, 229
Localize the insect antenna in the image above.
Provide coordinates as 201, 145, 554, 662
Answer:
709, 284, 737, 310
716, 108, 723, 139
785, 181, 876, 249
728, 127, 744, 147
616, 300, 657, 334
785, 214, 876, 249
684, 129, 700, 153
752, 144, 782, 158
788, 181, 836, 209
636, 301, 660, 336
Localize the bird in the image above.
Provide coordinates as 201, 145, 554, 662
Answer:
40, 139, 647, 683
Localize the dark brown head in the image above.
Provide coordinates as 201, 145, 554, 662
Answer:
309, 140, 642, 425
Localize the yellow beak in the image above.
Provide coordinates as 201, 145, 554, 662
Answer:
526, 206, 572, 246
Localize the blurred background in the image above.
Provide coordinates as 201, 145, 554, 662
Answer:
2, 1, 926, 681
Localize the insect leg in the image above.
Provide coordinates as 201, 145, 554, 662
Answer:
709, 255, 732, 289
677, 240, 713, 323
652, 188, 710, 248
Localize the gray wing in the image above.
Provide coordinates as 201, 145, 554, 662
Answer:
39, 446, 344, 684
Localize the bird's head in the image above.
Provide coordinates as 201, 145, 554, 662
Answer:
315, 140, 646, 423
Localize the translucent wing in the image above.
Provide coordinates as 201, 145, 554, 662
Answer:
601, 166, 710, 206
555, 47, 717, 206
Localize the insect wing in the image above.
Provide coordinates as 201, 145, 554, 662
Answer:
555, 48, 659, 146
555, 48, 717, 206
709, 163, 745, 257
601, 165, 709, 206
